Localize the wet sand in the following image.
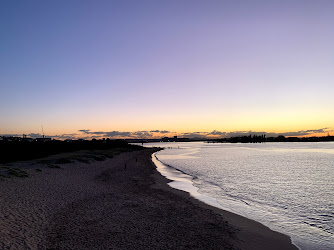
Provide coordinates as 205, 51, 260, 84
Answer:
0, 148, 297, 249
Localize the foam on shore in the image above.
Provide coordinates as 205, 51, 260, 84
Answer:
152, 153, 224, 210
152, 152, 300, 250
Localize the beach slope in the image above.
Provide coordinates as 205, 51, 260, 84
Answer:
0, 148, 297, 249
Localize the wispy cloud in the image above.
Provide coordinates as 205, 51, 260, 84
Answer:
79, 130, 105, 135
77, 129, 155, 139
75, 129, 175, 139
133, 131, 152, 138
78, 129, 91, 134
207, 130, 227, 136
28, 133, 44, 137
54, 133, 79, 139
150, 130, 170, 134
274, 128, 329, 137
104, 131, 132, 137
180, 132, 207, 138
0, 134, 21, 137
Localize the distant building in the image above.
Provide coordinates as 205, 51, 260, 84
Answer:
35, 137, 52, 142
161, 136, 190, 142
21, 134, 33, 142
161, 137, 170, 142
2, 136, 21, 142
21, 137, 33, 142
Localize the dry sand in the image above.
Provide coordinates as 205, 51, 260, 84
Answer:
0, 148, 297, 249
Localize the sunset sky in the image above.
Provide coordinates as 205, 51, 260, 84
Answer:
1, 0, 334, 139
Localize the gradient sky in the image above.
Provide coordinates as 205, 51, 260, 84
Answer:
1, 0, 334, 139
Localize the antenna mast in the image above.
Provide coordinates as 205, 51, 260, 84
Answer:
41, 125, 45, 138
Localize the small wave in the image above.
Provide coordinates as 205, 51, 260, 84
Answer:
156, 156, 253, 208
221, 193, 251, 206
319, 214, 334, 218
154, 155, 197, 179
152, 153, 224, 210
303, 221, 334, 235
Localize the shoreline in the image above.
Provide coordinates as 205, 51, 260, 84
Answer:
151, 152, 298, 250
0, 148, 297, 249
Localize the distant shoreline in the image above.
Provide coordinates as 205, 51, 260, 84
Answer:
127, 134, 334, 143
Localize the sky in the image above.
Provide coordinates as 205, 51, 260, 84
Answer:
1, 0, 334, 139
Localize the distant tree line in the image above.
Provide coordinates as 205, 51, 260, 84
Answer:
211, 134, 266, 143
209, 135, 334, 143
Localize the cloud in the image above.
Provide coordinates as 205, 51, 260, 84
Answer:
278, 129, 326, 137
207, 130, 227, 136
304, 128, 328, 133
78, 129, 91, 134
28, 133, 43, 137
150, 130, 170, 134
26, 133, 59, 138
89, 131, 106, 135
278, 131, 308, 137
77, 129, 174, 139
78, 130, 152, 138
79, 130, 117, 136
133, 131, 153, 138
54, 133, 79, 139
160, 130, 170, 134
104, 131, 132, 137
181, 132, 207, 138
0, 134, 21, 137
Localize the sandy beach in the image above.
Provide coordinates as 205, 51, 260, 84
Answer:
0, 148, 297, 249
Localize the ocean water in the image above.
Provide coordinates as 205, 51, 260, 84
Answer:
145, 142, 334, 250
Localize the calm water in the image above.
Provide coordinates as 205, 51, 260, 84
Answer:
145, 142, 334, 250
